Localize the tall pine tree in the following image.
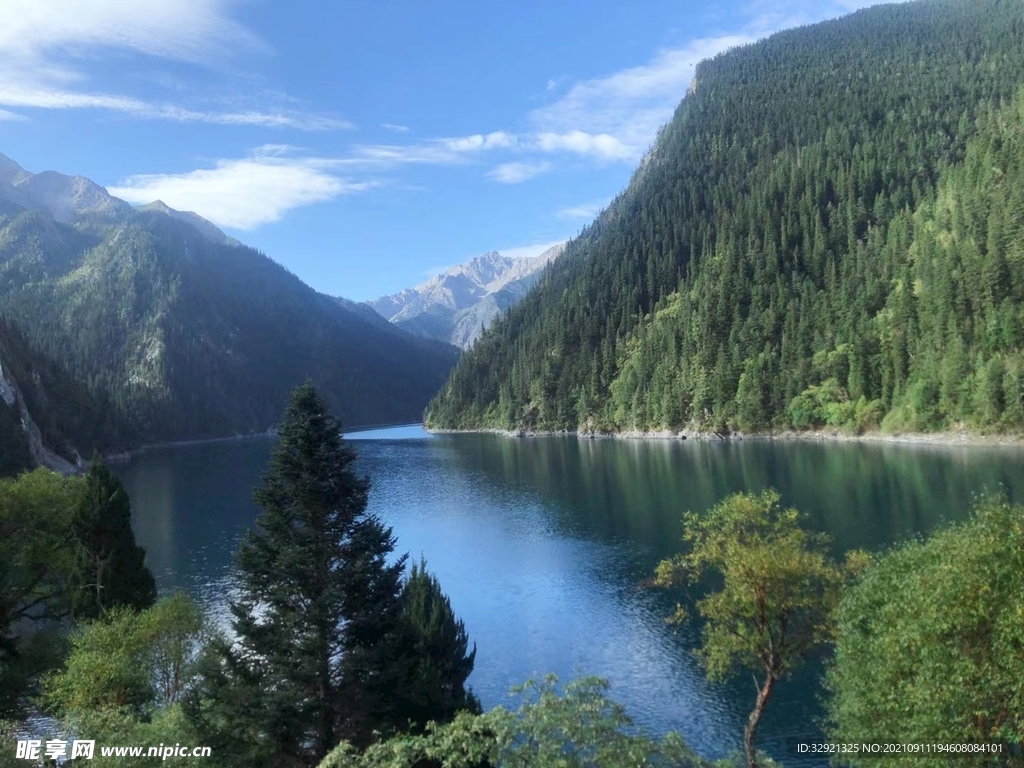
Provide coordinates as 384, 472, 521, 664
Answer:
188, 382, 407, 766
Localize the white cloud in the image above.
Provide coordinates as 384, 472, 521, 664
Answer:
108, 147, 374, 230
533, 131, 633, 161
0, 0, 344, 130
499, 240, 568, 261
0, 109, 27, 122
0, 0, 257, 65
487, 161, 551, 184
557, 201, 607, 220
441, 132, 518, 152
0, 83, 350, 128
528, 34, 755, 162
382, 123, 411, 132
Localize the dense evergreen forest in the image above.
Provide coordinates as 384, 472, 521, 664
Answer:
0, 318, 131, 475
426, 0, 1024, 435
0, 175, 459, 445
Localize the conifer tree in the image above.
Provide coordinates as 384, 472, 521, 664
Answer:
392, 558, 480, 731
70, 456, 156, 619
188, 381, 407, 766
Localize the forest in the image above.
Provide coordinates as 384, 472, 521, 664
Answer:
425, 0, 1024, 435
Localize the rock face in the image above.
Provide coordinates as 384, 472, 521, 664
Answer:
0, 351, 80, 474
0, 154, 235, 245
368, 244, 566, 349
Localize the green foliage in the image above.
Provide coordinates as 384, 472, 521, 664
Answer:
319, 676, 705, 768
0, 470, 80, 717
40, 594, 205, 728
189, 382, 473, 767
426, 0, 1024, 437
0, 317, 131, 476
826, 494, 1024, 765
391, 558, 480, 731
68, 457, 156, 619
654, 490, 854, 768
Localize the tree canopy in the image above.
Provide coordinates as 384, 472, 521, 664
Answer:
826, 494, 1024, 765
653, 490, 856, 768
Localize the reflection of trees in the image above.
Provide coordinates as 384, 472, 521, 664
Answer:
441, 435, 1024, 558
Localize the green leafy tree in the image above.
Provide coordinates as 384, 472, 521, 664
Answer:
653, 490, 857, 768
0, 469, 80, 717
826, 494, 1024, 766
39, 593, 206, 767
319, 676, 705, 768
187, 381, 408, 767
69, 456, 156, 619
41, 593, 205, 723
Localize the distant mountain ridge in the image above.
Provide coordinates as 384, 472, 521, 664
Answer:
0, 152, 459, 443
0, 153, 234, 245
369, 244, 565, 349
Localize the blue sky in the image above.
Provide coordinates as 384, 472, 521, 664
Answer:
0, 0, 895, 301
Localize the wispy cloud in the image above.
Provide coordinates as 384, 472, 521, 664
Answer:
499, 240, 568, 261
0, 109, 27, 122
557, 201, 608, 220
382, 123, 411, 133
528, 34, 755, 162
0, 0, 344, 130
108, 146, 374, 230
487, 161, 551, 184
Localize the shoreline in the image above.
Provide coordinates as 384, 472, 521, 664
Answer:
103, 421, 421, 463
425, 425, 1024, 447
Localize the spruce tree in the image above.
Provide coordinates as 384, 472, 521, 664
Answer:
188, 381, 407, 766
70, 456, 156, 619
392, 558, 480, 731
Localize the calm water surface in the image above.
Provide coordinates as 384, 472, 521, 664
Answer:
114, 427, 1024, 765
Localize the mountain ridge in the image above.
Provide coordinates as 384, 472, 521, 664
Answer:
0, 152, 460, 443
369, 244, 565, 348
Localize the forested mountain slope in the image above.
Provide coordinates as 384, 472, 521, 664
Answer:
426, 0, 1024, 434
0, 156, 459, 442
0, 318, 130, 476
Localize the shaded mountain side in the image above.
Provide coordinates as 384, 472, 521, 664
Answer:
135, 200, 240, 246
0, 157, 460, 442
371, 244, 565, 348
425, 0, 1024, 434
0, 318, 132, 476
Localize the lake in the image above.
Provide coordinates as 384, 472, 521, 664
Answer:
114, 427, 1024, 765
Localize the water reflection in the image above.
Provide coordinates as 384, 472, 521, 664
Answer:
116, 431, 1024, 765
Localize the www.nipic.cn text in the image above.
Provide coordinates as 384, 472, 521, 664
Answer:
15, 739, 212, 761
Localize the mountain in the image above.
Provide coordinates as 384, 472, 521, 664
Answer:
0, 318, 131, 476
0, 153, 132, 224
426, 0, 1024, 435
0, 154, 460, 442
135, 200, 240, 246
369, 244, 565, 349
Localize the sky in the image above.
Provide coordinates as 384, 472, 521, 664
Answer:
0, 0, 900, 301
